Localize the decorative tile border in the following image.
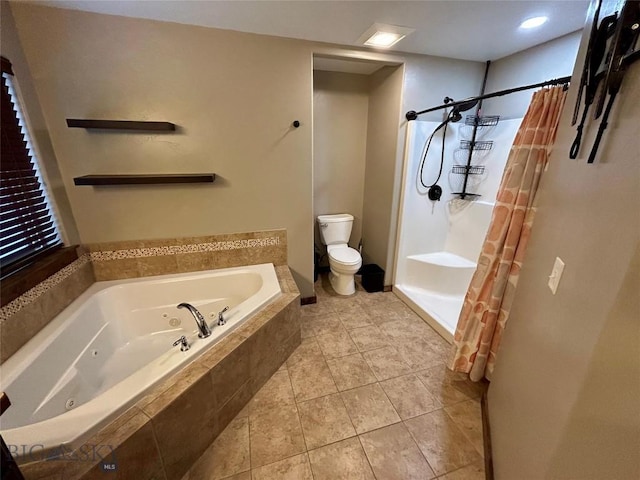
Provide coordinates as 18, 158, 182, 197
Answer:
0, 254, 91, 322
90, 237, 280, 261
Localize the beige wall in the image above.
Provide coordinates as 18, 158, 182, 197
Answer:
8, 2, 485, 298
313, 70, 369, 249
361, 65, 404, 282
483, 30, 582, 118
10, 3, 315, 295
0, 1, 80, 244
488, 1, 640, 477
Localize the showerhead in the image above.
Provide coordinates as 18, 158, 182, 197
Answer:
449, 110, 463, 123
445, 97, 479, 123
451, 98, 479, 123
456, 98, 479, 112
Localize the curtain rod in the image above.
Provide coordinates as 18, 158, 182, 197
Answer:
405, 75, 571, 121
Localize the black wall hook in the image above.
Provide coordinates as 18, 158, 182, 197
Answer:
292, 120, 300, 128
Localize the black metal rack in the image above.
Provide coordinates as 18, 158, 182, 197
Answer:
460, 140, 494, 151
452, 165, 485, 175
465, 115, 500, 127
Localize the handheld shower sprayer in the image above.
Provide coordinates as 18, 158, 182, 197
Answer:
418, 95, 478, 201
448, 97, 479, 123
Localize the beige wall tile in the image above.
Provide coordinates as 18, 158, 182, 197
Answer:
199, 333, 246, 370
92, 258, 139, 281
188, 416, 250, 480
208, 336, 251, 407
19, 459, 65, 479
0, 300, 45, 363
146, 371, 219, 479
62, 407, 163, 480
275, 266, 299, 294
137, 363, 211, 415
175, 252, 211, 273
247, 301, 301, 393
235, 295, 291, 340
359, 423, 435, 480
1, 259, 95, 364
136, 255, 178, 277
79, 421, 165, 480
217, 380, 252, 432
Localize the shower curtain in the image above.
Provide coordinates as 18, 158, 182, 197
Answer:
449, 85, 567, 382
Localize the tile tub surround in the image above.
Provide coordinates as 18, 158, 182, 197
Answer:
17, 266, 301, 480
86, 229, 287, 281
0, 250, 95, 363
0, 229, 287, 365
182, 274, 486, 480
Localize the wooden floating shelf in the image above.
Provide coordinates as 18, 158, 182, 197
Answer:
66, 119, 176, 131
73, 174, 216, 186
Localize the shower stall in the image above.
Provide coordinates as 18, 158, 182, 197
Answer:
393, 116, 522, 341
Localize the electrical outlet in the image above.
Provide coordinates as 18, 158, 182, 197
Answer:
548, 257, 565, 294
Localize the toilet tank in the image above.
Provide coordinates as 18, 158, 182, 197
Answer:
317, 214, 354, 245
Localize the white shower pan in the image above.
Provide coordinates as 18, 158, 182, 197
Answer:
395, 200, 494, 340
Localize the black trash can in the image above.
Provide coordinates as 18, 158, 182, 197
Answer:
359, 264, 384, 293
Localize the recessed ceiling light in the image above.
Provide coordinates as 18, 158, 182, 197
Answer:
357, 23, 415, 49
519, 16, 549, 29
365, 31, 405, 48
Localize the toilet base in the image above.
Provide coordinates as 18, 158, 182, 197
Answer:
329, 271, 356, 296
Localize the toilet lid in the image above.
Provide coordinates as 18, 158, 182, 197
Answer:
329, 247, 361, 265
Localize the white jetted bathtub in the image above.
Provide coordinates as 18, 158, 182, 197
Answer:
0, 263, 281, 457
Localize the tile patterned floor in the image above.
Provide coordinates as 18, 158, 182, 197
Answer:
184, 275, 485, 480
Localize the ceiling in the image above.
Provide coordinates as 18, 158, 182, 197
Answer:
22, 0, 590, 62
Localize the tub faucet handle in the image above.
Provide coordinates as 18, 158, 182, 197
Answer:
218, 306, 230, 326
173, 336, 190, 352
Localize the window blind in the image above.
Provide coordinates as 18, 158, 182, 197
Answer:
1, 56, 61, 277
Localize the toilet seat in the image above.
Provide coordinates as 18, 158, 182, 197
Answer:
328, 246, 361, 266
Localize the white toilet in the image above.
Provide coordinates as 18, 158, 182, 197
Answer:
317, 213, 362, 295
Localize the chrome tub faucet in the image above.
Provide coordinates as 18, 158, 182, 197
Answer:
177, 302, 212, 338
